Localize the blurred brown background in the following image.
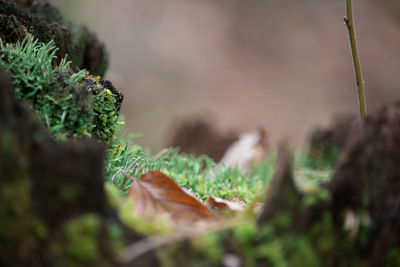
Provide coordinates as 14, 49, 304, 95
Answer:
52, 0, 400, 151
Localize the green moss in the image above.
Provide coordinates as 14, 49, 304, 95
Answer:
0, 37, 90, 138
0, 37, 121, 143
0, 178, 31, 236
0, 0, 108, 76
307, 211, 336, 252
106, 222, 125, 255
0, 177, 48, 260
119, 198, 173, 235
271, 213, 292, 232
286, 237, 319, 267
105, 133, 276, 202
105, 183, 123, 210
29, 0, 64, 24
90, 78, 120, 143
234, 221, 258, 251
386, 248, 400, 267
0, 132, 12, 160
59, 184, 84, 203
305, 145, 340, 171
64, 214, 101, 262
256, 240, 286, 267
191, 233, 222, 263
301, 189, 330, 208
158, 243, 182, 267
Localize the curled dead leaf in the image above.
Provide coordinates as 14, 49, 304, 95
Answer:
127, 171, 217, 222
205, 196, 246, 215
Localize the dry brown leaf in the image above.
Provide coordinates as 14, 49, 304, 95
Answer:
205, 196, 246, 215
217, 128, 269, 173
127, 171, 217, 222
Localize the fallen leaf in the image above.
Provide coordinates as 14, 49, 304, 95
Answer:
127, 171, 217, 222
205, 196, 246, 214
217, 128, 269, 173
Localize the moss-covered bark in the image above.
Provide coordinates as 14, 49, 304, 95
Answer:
0, 69, 158, 267
231, 104, 400, 266
0, 34, 123, 143
132, 104, 400, 266
306, 114, 356, 170
0, 0, 123, 143
1, 1, 399, 266
0, 0, 108, 76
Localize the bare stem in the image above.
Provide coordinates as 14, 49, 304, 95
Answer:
345, 0, 366, 117
118, 220, 241, 264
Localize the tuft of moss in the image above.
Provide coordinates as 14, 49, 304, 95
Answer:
64, 214, 102, 262
87, 76, 123, 143
191, 233, 222, 263
105, 133, 276, 202
305, 145, 340, 171
0, 0, 108, 76
0, 178, 48, 252
0, 36, 122, 143
386, 248, 400, 267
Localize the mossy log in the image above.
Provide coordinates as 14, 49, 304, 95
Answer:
139, 104, 400, 266
0, 0, 108, 76
0, 69, 158, 267
306, 114, 356, 170
0, 0, 399, 266
245, 103, 400, 266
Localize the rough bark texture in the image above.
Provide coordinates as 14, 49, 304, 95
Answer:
0, 69, 157, 267
0, 0, 108, 76
257, 143, 301, 225
307, 113, 357, 169
267, 103, 400, 266
231, 104, 400, 266
327, 103, 400, 265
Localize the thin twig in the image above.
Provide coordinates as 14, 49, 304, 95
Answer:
120, 171, 136, 181
118, 156, 142, 182
136, 165, 144, 174
153, 148, 169, 161
124, 156, 142, 173
295, 167, 330, 179
118, 220, 241, 264
344, 0, 366, 117
136, 148, 169, 174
